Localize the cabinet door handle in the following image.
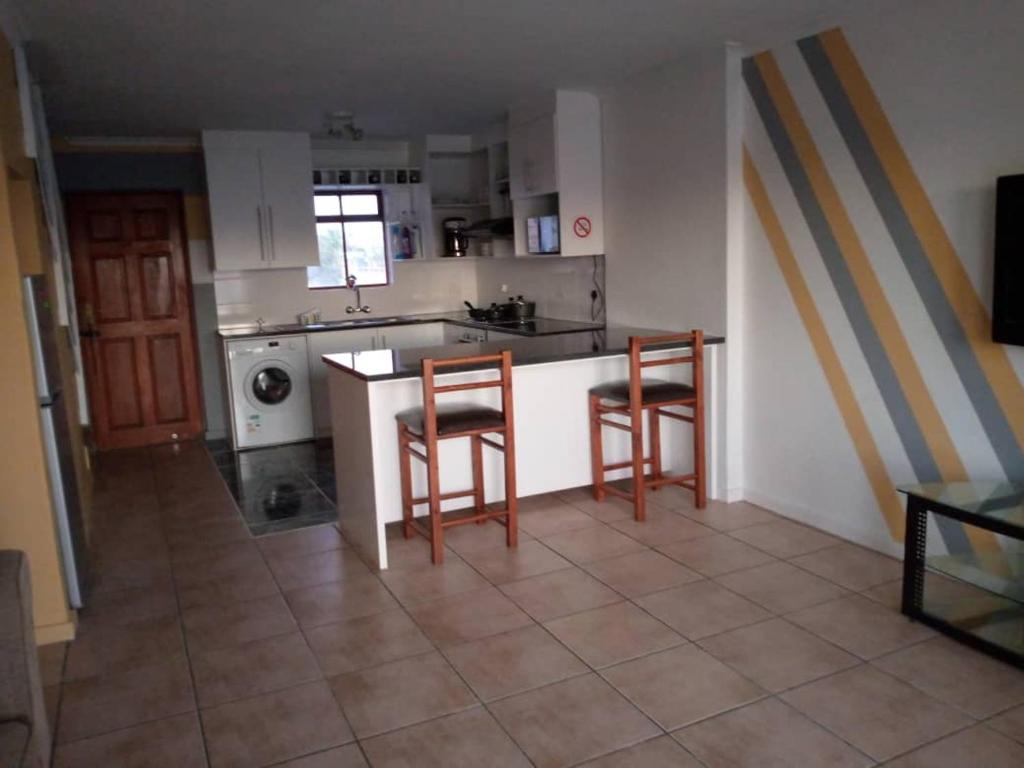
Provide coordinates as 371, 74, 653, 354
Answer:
256, 206, 266, 261
267, 205, 276, 262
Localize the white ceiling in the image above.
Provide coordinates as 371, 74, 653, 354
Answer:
15, 0, 851, 138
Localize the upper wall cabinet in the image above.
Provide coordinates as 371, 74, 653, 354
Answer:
203, 131, 318, 271
508, 91, 603, 257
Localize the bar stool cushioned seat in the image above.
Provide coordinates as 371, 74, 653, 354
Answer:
396, 404, 505, 437
590, 379, 696, 406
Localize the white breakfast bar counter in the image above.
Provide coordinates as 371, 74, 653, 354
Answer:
323, 327, 724, 569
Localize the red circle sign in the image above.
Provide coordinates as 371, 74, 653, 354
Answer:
573, 216, 592, 238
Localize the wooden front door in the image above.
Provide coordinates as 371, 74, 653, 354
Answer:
68, 192, 204, 450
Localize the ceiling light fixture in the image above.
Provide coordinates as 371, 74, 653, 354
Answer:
326, 110, 364, 141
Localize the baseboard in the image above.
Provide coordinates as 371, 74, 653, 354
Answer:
721, 486, 745, 503
742, 487, 904, 559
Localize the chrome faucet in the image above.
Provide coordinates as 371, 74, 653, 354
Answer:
345, 275, 371, 314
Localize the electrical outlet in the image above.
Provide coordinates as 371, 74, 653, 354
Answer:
500, 284, 508, 293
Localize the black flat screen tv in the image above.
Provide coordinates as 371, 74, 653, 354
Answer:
994, 174, 1024, 346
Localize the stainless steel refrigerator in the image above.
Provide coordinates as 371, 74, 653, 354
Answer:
22, 275, 87, 608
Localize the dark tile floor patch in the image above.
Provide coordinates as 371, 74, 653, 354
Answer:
205, 439, 337, 536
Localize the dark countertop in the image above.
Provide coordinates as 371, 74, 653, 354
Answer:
217, 312, 604, 340
323, 327, 725, 382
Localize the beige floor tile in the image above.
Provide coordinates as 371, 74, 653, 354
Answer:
517, 500, 604, 537
191, 631, 322, 708
459, 540, 574, 585
602, 644, 764, 730
673, 697, 871, 767
874, 636, 1024, 718
405, 586, 533, 647
790, 542, 902, 591
440, 518, 533, 555
170, 538, 262, 577
634, 580, 771, 640
304, 608, 433, 676
499, 567, 622, 621
378, 559, 489, 605
38, 642, 67, 686
716, 561, 846, 614
656, 533, 776, 577
176, 561, 280, 609
988, 702, 1024, 744
884, 724, 1024, 767
698, 617, 859, 692
330, 650, 477, 738
730, 519, 839, 558
489, 673, 660, 768
545, 601, 685, 668
557, 488, 637, 523
266, 547, 372, 591
166, 517, 250, 554
381, 526, 461, 571
284, 575, 399, 629
444, 624, 589, 701
609, 512, 715, 547
861, 579, 903, 610
53, 713, 206, 768
677, 500, 778, 531
256, 524, 346, 560
780, 665, 971, 762
89, 555, 174, 597
63, 616, 185, 681
540, 524, 647, 564
202, 681, 353, 768
578, 735, 702, 767
58, 657, 195, 743
582, 549, 701, 598
77, 584, 178, 629
274, 744, 368, 767
182, 593, 297, 653
361, 706, 530, 767
787, 594, 934, 659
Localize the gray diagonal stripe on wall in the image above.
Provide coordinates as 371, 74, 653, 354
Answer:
798, 34, 1024, 483
743, 56, 970, 552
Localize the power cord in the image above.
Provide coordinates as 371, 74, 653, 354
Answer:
590, 254, 606, 322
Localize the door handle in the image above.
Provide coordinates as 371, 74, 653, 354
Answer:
267, 205, 276, 262
256, 206, 266, 261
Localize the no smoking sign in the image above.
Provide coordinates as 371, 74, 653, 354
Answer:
573, 215, 592, 238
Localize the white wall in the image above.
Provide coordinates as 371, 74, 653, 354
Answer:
476, 256, 603, 323
601, 47, 728, 333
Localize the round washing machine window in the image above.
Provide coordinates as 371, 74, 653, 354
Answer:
251, 366, 293, 405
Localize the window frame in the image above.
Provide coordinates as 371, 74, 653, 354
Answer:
308, 189, 391, 290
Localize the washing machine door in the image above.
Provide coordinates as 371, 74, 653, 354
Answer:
245, 361, 295, 409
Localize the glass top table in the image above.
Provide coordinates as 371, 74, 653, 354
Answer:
899, 482, 1024, 668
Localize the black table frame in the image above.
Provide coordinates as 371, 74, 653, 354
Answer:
901, 491, 1024, 669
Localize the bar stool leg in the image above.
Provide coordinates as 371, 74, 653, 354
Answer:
648, 408, 662, 491
503, 430, 518, 548
426, 442, 444, 564
694, 400, 707, 509
630, 405, 646, 523
397, 425, 414, 539
471, 435, 486, 524
589, 394, 605, 501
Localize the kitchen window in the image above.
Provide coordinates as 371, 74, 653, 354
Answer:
307, 191, 390, 288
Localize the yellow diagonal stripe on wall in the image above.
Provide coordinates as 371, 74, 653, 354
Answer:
743, 146, 905, 539
818, 28, 1024, 451
753, 52, 970, 485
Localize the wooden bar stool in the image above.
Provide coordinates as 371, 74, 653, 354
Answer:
588, 331, 706, 522
395, 350, 517, 564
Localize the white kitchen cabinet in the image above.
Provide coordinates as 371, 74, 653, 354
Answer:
377, 322, 445, 350
485, 330, 524, 342
508, 91, 604, 258
444, 324, 486, 344
308, 328, 380, 433
203, 131, 318, 271
508, 115, 556, 200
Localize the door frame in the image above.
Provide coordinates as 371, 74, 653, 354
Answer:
67, 189, 207, 450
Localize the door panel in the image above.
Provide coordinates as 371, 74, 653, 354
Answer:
148, 334, 187, 423
98, 338, 143, 428
69, 192, 204, 449
138, 252, 176, 319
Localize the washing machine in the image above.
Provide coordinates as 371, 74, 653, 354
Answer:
227, 335, 313, 449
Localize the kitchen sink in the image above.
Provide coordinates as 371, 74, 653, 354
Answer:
306, 316, 410, 329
